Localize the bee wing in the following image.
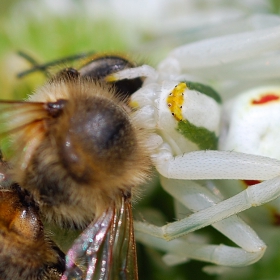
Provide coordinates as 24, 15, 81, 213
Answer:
62, 196, 138, 280
0, 101, 47, 133
0, 101, 51, 168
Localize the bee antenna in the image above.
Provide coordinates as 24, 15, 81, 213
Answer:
17, 50, 50, 78
17, 51, 39, 66
17, 51, 96, 79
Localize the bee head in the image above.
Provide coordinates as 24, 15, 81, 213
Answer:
52, 92, 136, 184
32, 78, 151, 195
5, 78, 151, 225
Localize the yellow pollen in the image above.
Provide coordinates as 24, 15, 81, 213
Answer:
167, 82, 186, 121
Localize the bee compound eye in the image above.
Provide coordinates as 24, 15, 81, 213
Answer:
76, 97, 133, 156
59, 97, 136, 182
79, 55, 143, 98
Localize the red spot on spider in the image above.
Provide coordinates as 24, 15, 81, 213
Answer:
243, 180, 261, 187
252, 94, 280, 105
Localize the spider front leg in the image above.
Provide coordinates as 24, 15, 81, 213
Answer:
135, 176, 269, 266
135, 154, 280, 240
152, 148, 280, 181
159, 16, 280, 80
136, 231, 264, 267
134, 175, 280, 267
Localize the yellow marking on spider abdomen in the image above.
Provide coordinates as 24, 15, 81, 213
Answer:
167, 82, 186, 121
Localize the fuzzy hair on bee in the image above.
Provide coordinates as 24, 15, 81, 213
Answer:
2, 74, 151, 228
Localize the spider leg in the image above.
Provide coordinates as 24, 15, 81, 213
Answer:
160, 177, 265, 250
135, 176, 280, 240
165, 21, 280, 69
106, 65, 158, 81
153, 149, 280, 180
135, 177, 272, 266
136, 232, 264, 267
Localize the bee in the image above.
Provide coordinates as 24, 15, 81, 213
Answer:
0, 154, 65, 280
0, 54, 152, 279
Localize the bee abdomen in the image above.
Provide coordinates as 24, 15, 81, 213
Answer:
0, 187, 65, 280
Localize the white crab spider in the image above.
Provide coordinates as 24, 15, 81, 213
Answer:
130, 75, 280, 268
109, 17, 280, 269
